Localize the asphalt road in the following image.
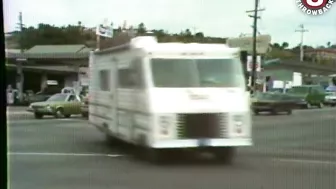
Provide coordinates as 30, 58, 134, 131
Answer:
7, 108, 336, 189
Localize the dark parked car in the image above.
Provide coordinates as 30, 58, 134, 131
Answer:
251, 92, 297, 115
286, 85, 326, 109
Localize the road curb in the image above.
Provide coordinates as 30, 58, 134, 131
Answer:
238, 148, 336, 161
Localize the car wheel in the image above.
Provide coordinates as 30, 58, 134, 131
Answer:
34, 113, 43, 119
286, 109, 293, 115
54, 108, 65, 118
306, 103, 312, 109
271, 109, 278, 115
253, 110, 260, 115
64, 114, 71, 118
82, 112, 88, 118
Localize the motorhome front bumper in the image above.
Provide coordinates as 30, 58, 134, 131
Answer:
151, 138, 252, 149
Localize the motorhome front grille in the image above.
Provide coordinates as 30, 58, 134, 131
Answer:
176, 113, 228, 139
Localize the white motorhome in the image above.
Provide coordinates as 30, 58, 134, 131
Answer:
89, 36, 252, 163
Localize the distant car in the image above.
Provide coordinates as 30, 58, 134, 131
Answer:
81, 96, 89, 118
251, 92, 297, 115
27, 93, 82, 119
286, 85, 326, 109
324, 91, 336, 107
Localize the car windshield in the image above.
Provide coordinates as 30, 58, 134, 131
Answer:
150, 58, 245, 88
46, 94, 67, 102
287, 86, 309, 94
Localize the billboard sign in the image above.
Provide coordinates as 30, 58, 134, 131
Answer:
96, 19, 113, 38
227, 34, 271, 54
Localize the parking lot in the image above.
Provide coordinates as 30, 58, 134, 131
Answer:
7, 108, 336, 189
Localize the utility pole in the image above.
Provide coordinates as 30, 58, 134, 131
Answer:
16, 12, 25, 103
295, 24, 308, 62
246, 0, 265, 90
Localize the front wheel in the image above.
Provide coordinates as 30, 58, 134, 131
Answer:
54, 108, 65, 118
305, 103, 312, 109
270, 109, 278, 115
212, 147, 236, 165
253, 110, 260, 115
34, 113, 43, 119
82, 112, 88, 119
286, 109, 293, 115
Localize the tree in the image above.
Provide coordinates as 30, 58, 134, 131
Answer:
6, 22, 230, 49
8, 23, 88, 49
327, 41, 331, 48
137, 23, 146, 35
272, 43, 281, 49
281, 42, 289, 49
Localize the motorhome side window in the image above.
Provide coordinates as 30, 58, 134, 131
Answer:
118, 58, 144, 88
99, 70, 110, 91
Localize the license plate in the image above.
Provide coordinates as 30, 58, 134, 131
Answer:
197, 139, 210, 147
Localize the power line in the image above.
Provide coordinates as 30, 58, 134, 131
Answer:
295, 24, 309, 62
246, 0, 265, 89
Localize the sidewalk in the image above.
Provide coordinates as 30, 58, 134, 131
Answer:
6, 106, 33, 120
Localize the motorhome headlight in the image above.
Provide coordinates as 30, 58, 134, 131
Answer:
232, 114, 244, 133
159, 116, 170, 135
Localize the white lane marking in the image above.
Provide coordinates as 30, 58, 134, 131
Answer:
274, 158, 336, 166
8, 119, 87, 124
8, 152, 125, 158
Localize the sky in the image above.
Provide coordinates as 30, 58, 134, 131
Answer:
3, 0, 336, 48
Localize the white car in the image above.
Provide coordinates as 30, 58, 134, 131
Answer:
324, 91, 336, 107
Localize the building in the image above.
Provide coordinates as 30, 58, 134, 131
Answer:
6, 45, 91, 93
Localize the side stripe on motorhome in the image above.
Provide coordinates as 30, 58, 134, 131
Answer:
116, 108, 151, 116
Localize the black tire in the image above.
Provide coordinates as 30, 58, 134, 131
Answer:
253, 110, 259, 115
54, 108, 65, 118
271, 109, 278, 115
212, 147, 236, 165
331, 104, 336, 107
34, 113, 43, 119
64, 114, 71, 118
286, 109, 293, 115
82, 112, 88, 118
144, 148, 168, 165
105, 134, 121, 146
305, 103, 312, 109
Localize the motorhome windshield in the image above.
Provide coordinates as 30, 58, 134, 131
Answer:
150, 58, 245, 88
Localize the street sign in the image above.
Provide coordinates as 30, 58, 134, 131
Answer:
247, 55, 261, 72
227, 34, 271, 54
96, 19, 113, 38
